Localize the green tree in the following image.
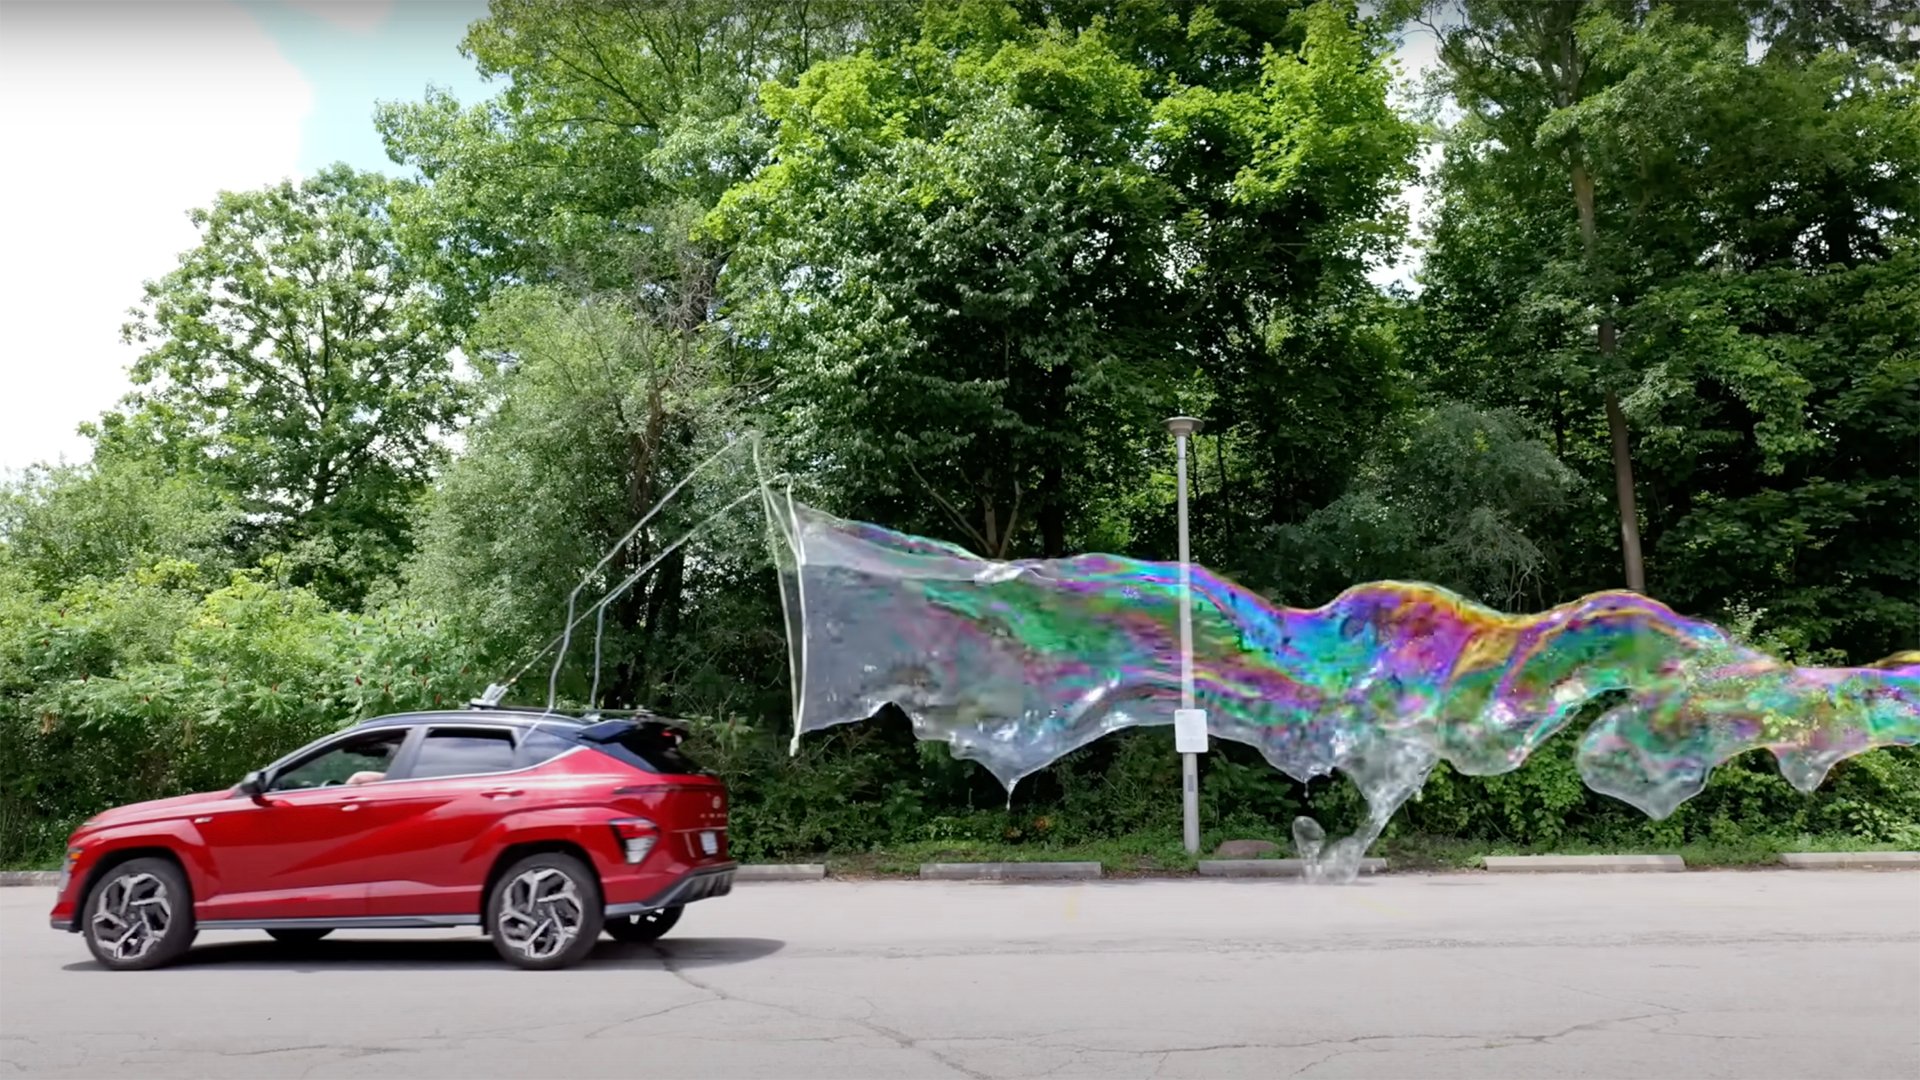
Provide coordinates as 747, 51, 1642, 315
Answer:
99, 165, 466, 607
1417, 1, 1757, 592
715, 0, 1416, 559
375, 0, 887, 321
1265, 403, 1581, 610
405, 282, 765, 711
1412, 1, 1920, 659
0, 458, 236, 596
378, 1, 888, 714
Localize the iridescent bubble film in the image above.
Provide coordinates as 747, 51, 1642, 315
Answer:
764, 495, 1920, 880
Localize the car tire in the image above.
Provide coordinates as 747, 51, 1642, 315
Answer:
486, 852, 604, 970
82, 857, 197, 971
605, 904, 682, 943
265, 928, 333, 944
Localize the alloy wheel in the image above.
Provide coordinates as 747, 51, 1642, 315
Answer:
90, 872, 172, 963
497, 867, 585, 961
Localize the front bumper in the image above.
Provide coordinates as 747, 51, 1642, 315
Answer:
605, 862, 735, 918
49, 860, 83, 932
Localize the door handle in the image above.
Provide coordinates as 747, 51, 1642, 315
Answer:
481, 788, 523, 800
339, 799, 364, 812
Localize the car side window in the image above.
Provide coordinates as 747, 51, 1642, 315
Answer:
517, 727, 575, 769
269, 730, 408, 791
408, 727, 519, 780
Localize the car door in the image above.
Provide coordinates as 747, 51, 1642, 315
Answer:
361, 724, 548, 918
193, 727, 413, 922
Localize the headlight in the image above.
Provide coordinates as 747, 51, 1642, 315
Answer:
55, 847, 81, 892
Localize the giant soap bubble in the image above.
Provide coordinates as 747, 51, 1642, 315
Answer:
762, 490, 1920, 881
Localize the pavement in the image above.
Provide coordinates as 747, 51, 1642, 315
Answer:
3, 872, 1918, 1079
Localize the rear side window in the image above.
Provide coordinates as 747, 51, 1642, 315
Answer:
592, 722, 704, 775
410, 727, 518, 779
516, 727, 576, 768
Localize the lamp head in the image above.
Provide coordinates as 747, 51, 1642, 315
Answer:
1164, 416, 1203, 437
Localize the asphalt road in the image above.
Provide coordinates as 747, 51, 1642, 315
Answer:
3, 871, 1918, 1079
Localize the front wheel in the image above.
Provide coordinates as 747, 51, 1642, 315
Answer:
486, 852, 604, 970
605, 904, 682, 943
82, 857, 197, 971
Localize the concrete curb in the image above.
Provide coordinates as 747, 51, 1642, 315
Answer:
735, 863, 827, 881
1483, 854, 1685, 873
1197, 858, 1387, 877
0, 871, 58, 886
920, 862, 1103, 881
1778, 851, 1920, 869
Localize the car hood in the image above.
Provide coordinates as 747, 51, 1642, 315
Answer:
77, 788, 239, 832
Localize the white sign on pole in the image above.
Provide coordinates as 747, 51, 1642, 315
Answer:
1173, 708, 1208, 753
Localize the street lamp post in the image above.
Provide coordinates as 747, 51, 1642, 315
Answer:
1165, 416, 1204, 855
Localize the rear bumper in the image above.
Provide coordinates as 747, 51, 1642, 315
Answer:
605, 862, 735, 917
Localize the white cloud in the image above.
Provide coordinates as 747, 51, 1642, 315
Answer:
0, 1, 312, 475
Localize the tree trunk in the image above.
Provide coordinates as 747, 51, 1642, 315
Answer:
1038, 364, 1069, 558
641, 545, 686, 712
1604, 387, 1645, 593
1572, 157, 1647, 593
1214, 434, 1231, 550
1040, 458, 1066, 558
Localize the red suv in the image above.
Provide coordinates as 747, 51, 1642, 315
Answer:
48, 708, 734, 971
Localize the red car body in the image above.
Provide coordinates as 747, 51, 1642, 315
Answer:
50, 709, 734, 966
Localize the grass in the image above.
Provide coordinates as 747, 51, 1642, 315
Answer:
1372, 831, 1920, 870
824, 833, 1202, 877
806, 830, 1920, 877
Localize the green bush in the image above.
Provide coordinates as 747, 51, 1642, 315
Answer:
696, 715, 1920, 863
0, 570, 479, 864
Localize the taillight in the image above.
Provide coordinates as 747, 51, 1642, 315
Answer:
609, 818, 660, 865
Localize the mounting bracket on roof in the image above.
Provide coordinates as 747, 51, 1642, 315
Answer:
470, 683, 510, 709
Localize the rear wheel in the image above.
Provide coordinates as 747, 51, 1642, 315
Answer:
82, 857, 197, 971
265, 928, 332, 944
486, 852, 604, 970
605, 904, 682, 943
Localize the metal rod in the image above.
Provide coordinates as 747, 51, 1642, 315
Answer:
545, 437, 746, 711
1171, 419, 1201, 855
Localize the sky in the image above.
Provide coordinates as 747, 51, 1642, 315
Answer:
0, 2, 1438, 477
0, 0, 489, 476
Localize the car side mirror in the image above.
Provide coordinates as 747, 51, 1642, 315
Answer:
238, 770, 271, 805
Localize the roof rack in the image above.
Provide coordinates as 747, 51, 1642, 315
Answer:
459, 690, 669, 725
468, 683, 510, 709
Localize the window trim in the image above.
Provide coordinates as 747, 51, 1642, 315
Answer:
255, 717, 588, 797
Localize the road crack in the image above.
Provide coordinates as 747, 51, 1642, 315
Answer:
651, 946, 990, 1079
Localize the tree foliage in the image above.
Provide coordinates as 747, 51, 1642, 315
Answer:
3, 0, 1916, 863
717, 0, 1417, 557
1415, 0, 1920, 661
98, 165, 466, 607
